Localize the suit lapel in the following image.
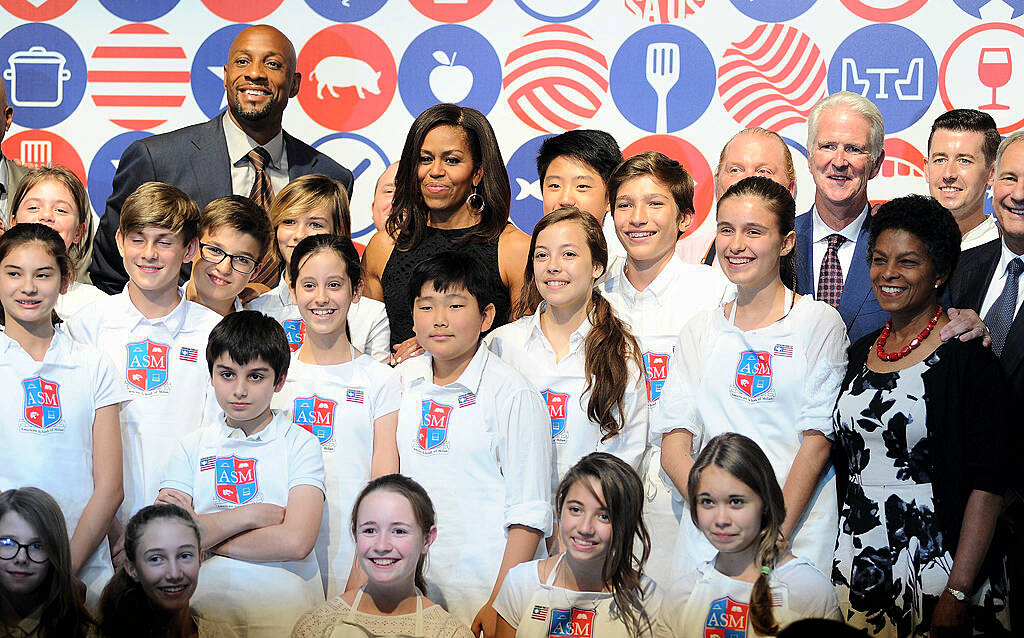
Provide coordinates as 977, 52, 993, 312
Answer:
188, 116, 232, 206
837, 215, 872, 328
795, 210, 814, 296
285, 132, 317, 179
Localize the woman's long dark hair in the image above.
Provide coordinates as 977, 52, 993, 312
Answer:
98, 504, 201, 638
556, 453, 651, 638
0, 488, 95, 638
514, 207, 642, 442
387, 103, 511, 250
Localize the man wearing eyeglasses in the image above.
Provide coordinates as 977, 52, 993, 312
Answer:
185, 196, 273, 315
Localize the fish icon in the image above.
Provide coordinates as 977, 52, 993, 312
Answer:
514, 177, 541, 201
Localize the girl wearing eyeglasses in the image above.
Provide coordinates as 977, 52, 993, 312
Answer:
0, 487, 98, 637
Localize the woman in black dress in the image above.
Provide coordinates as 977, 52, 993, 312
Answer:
831, 195, 1011, 636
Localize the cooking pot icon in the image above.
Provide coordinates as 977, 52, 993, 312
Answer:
3, 46, 73, 108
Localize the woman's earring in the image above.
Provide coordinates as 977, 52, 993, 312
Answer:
466, 186, 485, 214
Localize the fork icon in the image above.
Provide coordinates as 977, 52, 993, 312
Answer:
646, 42, 680, 134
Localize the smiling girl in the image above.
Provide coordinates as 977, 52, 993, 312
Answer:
493, 453, 667, 638
652, 176, 849, 580
0, 223, 125, 608
670, 434, 839, 637
488, 207, 647, 488
272, 234, 401, 597
292, 474, 474, 638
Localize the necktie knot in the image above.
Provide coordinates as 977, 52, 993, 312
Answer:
247, 146, 270, 171
826, 234, 845, 251
1007, 257, 1023, 278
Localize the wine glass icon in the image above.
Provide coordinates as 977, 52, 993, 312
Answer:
978, 47, 1012, 111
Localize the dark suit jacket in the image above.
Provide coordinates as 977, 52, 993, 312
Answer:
795, 208, 886, 343
89, 115, 354, 294
948, 238, 1024, 402
2, 157, 29, 228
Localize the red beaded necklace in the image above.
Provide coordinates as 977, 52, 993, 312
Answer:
875, 305, 943, 362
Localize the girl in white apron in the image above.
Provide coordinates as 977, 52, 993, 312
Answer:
0, 223, 125, 608
488, 207, 647, 492
669, 433, 840, 637
652, 177, 848, 580
273, 234, 401, 597
98, 503, 238, 638
599, 152, 734, 586
293, 474, 475, 638
0, 487, 98, 637
493, 453, 669, 638
246, 175, 391, 362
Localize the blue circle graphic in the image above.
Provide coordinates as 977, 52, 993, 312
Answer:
304, 0, 387, 22
827, 24, 936, 134
399, 25, 501, 117
191, 24, 251, 120
312, 132, 389, 238
99, 0, 179, 21
953, 0, 1024, 18
0, 24, 86, 129
610, 25, 716, 134
728, 0, 816, 21
506, 134, 554, 235
88, 131, 152, 217
513, 0, 600, 22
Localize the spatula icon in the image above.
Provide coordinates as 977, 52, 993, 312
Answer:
646, 42, 680, 134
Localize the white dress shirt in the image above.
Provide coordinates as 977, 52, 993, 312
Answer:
223, 112, 290, 197
980, 238, 1024, 319
810, 204, 870, 291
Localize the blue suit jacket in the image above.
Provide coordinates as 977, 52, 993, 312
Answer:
795, 208, 886, 343
90, 115, 354, 294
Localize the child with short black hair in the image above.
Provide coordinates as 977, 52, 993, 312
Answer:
68, 181, 222, 539
186, 195, 273, 316
395, 251, 553, 632
159, 310, 326, 637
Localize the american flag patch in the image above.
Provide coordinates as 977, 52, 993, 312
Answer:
773, 344, 793, 357
458, 392, 476, 407
179, 347, 199, 362
200, 456, 216, 471
346, 389, 365, 404
530, 605, 548, 621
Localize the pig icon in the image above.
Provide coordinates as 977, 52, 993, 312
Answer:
310, 56, 382, 100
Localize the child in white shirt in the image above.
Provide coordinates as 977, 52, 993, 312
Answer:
0, 224, 125, 607
668, 433, 840, 637
159, 311, 326, 637
271, 234, 401, 597
488, 207, 647, 488
68, 182, 223, 528
246, 174, 390, 362
396, 251, 553, 630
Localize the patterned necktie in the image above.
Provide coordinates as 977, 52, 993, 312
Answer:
246, 146, 278, 288
817, 234, 846, 308
985, 257, 1023, 358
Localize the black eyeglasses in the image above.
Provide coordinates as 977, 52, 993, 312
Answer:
199, 243, 258, 275
0, 537, 48, 563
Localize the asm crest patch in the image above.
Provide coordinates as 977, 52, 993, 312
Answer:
548, 607, 596, 638
416, 400, 452, 454
731, 350, 775, 402
292, 394, 337, 449
21, 376, 63, 432
704, 596, 749, 638
126, 339, 169, 393
214, 456, 259, 505
541, 389, 570, 442
642, 351, 670, 402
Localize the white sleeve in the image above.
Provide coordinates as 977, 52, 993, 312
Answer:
65, 306, 99, 345
160, 435, 197, 496
371, 366, 403, 420
491, 560, 536, 629
650, 315, 707, 444
796, 305, 849, 437
363, 303, 392, 364
91, 348, 130, 408
288, 429, 327, 494
782, 561, 843, 622
482, 324, 507, 356
597, 366, 648, 470
497, 384, 554, 535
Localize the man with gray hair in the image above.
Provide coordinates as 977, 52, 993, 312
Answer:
0, 81, 28, 228
795, 92, 985, 343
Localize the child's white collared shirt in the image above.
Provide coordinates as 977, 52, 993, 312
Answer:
68, 291, 223, 518
246, 279, 391, 363
396, 344, 553, 626
486, 308, 648, 485
161, 409, 326, 637
272, 351, 401, 597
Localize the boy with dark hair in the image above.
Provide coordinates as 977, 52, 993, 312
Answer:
69, 181, 223, 525
395, 251, 552, 630
186, 195, 273, 316
160, 310, 325, 636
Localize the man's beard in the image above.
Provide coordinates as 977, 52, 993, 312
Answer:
231, 94, 274, 122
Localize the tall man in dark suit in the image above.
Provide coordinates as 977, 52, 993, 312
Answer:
795, 93, 985, 344
0, 81, 29, 229
90, 25, 354, 294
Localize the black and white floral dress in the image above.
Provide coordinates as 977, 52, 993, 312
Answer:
831, 351, 1009, 637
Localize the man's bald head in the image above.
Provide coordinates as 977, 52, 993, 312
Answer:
0, 81, 12, 148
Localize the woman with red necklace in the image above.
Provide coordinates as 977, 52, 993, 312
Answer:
832, 194, 1012, 637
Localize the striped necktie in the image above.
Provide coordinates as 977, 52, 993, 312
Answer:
246, 146, 278, 289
